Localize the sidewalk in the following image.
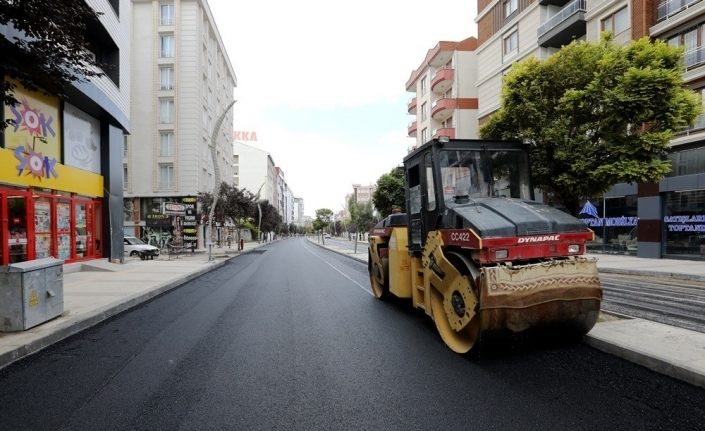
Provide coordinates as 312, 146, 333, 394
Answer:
0, 240, 267, 370
313, 238, 705, 389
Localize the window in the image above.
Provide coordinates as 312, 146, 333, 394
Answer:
503, 30, 518, 57
602, 7, 628, 35
425, 153, 436, 211
159, 99, 174, 123
160, 34, 174, 58
504, 0, 518, 19
160, 132, 175, 156
160, 67, 174, 90
160, 3, 174, 25
159, 164, 175, 189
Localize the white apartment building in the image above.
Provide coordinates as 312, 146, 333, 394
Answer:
233, 141, 277, 204
406, 37, 480, 148
125, 0, 236, 248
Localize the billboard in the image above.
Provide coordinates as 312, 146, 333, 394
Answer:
64, 102, 101, 174
3, 81, 61, 161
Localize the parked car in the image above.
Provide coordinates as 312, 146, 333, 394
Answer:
124, 236, 160, 260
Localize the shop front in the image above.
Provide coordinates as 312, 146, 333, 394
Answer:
1, 81, 105, 265
580, 195, 639, 255
663, 189, 705, 258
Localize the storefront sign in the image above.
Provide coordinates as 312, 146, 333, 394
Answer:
4, 81, 61, 161
0, 148, 103, 197
581, 216, 638, 227
164, 202, 186, 215
181, 197, 198, 244
64, 102, 101, 174
146, 213, 172, 227
664, 215, 705, 232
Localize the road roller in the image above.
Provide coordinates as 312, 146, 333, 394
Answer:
368, 138, 602, 354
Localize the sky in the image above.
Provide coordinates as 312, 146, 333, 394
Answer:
207, 0, 478, 216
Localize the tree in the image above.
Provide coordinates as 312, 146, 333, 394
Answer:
1, 0, 104, 122
312, 208, 333, 235
479, 35, 701, 215
372, 166, 406, 218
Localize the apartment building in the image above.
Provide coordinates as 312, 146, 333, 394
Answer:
233, 141, 276, 205
124, 0, 237, 250
0, 0, 131, 264
475, 0, 705, 259
406, 37, 480, 148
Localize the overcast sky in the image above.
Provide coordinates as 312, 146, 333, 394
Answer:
207, 0, 478, 216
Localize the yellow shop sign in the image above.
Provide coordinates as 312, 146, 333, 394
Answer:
0, 148, 103, 197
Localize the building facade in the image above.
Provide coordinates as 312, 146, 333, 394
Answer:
124, 0, 236, 249
406, 37, 480, 148
233, 141, 276, 204
474, 0, 705, 259
0, 0, 130, 265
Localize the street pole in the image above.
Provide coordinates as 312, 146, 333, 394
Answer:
207, 100, 237, 258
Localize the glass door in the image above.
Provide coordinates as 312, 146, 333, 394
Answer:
93, 201, 103, 258
33, 196, 52, 259
8, 195, 28, 263
75, 202, 87, 258
56, 199, 72, 260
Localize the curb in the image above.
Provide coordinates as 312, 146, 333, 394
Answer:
584, 333, 705, 389
0, 252, 251, 371
308, 239, 367, 264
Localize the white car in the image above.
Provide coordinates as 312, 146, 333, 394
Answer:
124, 236, 160, 260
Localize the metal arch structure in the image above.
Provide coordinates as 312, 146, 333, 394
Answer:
207, 100, 237, 248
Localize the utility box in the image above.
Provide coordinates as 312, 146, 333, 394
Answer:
0, 257, 64, 332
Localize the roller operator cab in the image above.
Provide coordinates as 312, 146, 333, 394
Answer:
368, 138, 602, 354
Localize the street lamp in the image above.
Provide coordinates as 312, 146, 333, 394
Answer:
207, 99, 237, 257
255, 181, 265, 243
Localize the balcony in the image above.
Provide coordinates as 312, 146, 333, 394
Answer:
679, 113, 705, 136
685, 46, 705, 71
537, 0, 586, 48
431, 98, 457, 121
657, 0, 702, 22
408, 121, 418, 137
432, 128, 456, 140
431, 68, 455, 94
407, 97, 417, 114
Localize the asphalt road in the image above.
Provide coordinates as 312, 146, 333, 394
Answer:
1, 238, 704, 430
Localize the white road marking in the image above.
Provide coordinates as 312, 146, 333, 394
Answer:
303, 243, 374, 296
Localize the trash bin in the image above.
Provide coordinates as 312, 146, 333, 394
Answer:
0, 257, 64, 332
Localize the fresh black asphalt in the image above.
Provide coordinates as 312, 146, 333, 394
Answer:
0, 238, 704, 430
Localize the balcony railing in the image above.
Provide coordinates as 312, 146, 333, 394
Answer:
657, 0, 702, 22
684, 45, 705, 70
537, 0, 586, 38
680, 113, 705, 135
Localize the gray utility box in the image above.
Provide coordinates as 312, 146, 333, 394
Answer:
0, 257, 64, 332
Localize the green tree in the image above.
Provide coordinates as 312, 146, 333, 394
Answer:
480, 35, 701, 215
1, 0, 105, 120
313, 208, 333, 240
372, 166, 406, 218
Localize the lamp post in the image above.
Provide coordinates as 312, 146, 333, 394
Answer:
255, 181, 265, 243
207, 100, 237, 257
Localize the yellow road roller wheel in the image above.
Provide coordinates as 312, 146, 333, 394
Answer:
430, 251, 481, 354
